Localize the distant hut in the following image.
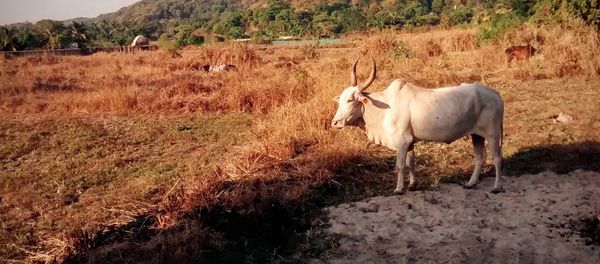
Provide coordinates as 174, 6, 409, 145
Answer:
131, 35, 150, 50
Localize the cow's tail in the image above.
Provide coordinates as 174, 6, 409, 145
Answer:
499, 110, 503, 150
499, 103, 504, 172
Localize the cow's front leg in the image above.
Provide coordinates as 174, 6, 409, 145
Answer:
394, 139, 412, 195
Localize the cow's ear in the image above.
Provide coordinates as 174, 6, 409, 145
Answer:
332, 95, 340, 102
357, 94, 370, 105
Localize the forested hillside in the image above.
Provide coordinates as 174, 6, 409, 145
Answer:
1, 0, 598, 51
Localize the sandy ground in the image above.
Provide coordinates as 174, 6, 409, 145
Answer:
319, 170, 599, 264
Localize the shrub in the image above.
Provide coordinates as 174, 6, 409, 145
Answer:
425, 39, 443, 57
478, 11, 526, 43
174, 25, 204, 47
532, 0, 600, 27
198, 43, 260, 67
446, 6, 474, 26
418, 13, 441, 26
252, 34, 273, 45
362, 33, 412, 59
212, 12, 245, 39
367, 32, 397, 56
449, 32, 477, 51
389, 40, 413, 59
300, 44, 319, 60
566, 0, 600, 27
158, 37, 182, 58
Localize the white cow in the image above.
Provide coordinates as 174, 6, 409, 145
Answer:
200, 64, 237, 73
209, 64, 237, 73
332, 57, 505, 194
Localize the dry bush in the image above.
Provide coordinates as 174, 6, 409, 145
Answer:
300, 44, 320, 60
273, 56, 299, 69
357, 33, 414, 61
504, 25, 545, 47
197, 43, 261, 67
448, 32, 478, 51
362, 32, 399, 56
544, 26, 599, 77
424, 39, 444, 57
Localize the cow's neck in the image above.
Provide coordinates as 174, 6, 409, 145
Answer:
359, 92, 392, 148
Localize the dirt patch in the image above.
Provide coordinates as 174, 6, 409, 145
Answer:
320, 170, 600, 263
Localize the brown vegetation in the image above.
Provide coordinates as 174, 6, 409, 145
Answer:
1, 24, 599, 262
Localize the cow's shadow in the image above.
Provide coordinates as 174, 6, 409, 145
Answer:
63, 141, 599, 263
419, 140, 600, 187
503, 140, 600, 175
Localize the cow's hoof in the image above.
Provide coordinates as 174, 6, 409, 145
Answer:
491, 187, 505, 194
393, 188, 406, 195
407, 184, 417, 191
463, 182, 476, 189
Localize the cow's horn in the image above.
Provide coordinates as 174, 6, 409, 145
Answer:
357, 56, 376, 92
351, 58, 359, 86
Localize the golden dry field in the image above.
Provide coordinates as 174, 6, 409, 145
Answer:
1, 22, 599, 263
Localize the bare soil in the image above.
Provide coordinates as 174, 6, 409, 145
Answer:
319, 170, 600, 263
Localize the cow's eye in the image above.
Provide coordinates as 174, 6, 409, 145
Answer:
347, 99, 354, 103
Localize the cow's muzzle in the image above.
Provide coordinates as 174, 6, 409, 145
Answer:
331, 120, 345, 129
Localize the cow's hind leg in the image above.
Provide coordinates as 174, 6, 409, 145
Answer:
406, 149, 417, 191
489, 134, 504, 193
464, 134, 486, 189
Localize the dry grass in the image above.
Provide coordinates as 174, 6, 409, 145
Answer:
0, 114, 253, 261
0, 46, 315, 115
500, 20, 600, 79
1, 23, 600, 262
194, 43, 261, 67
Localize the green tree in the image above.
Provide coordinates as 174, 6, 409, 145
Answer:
332, 8, 366, 33
35, 20, 68, 49
213, 12, 244, 39
511, 0, 536, 17
312, 12, 336, 36
110, 23, 137, 46
250, 0, 302, 36
274, 8, 302, 36
401, 1, 430, 27
531, 0, 599, 27
14, 25, 42, 50
432, 0, 445, 14
447, 5, 474, 26
367, 10, 404, 29
251, 0, 292, 22
174, 24, 204, 46
565, 0, 600, 27
296, 10, 315, 35
69, 22, 89, 48
478, 10, 525, 42
0, 27, 16, 51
